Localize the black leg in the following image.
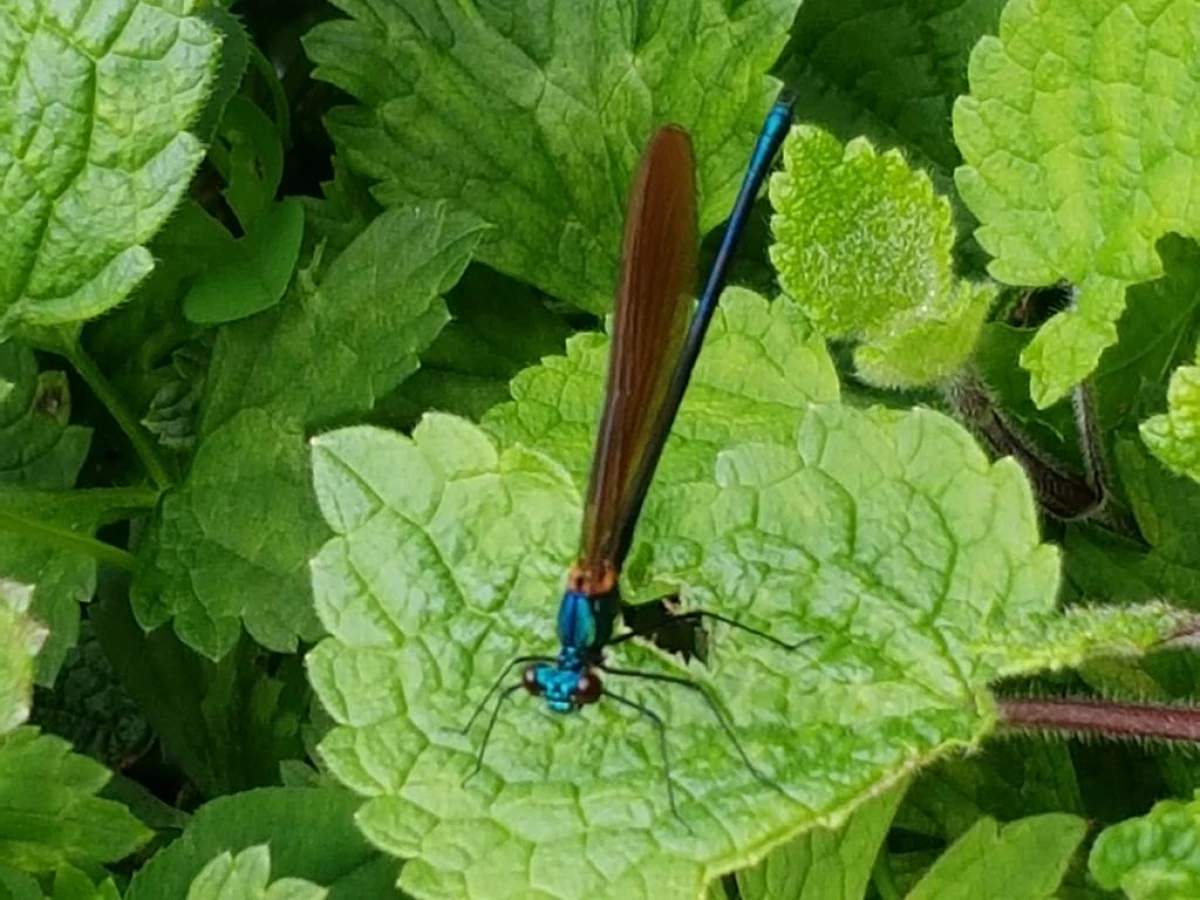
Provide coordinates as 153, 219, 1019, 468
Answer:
462, 654, 554, 733
601, 664, 785, 794
669, 609, 817, 651
463, 681, 524, 785
604, 690, 692, 833
617, 594, 817, 659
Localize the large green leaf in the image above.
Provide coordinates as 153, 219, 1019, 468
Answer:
132, 204, 488, 659
304, 0, 800, 313
0, 1, 218, 338
770, 126, 992, 388
953, 0, 1200, 407
305, 290, 1179, 899
1090, 790, 1200, 899
0, 727, 150, 874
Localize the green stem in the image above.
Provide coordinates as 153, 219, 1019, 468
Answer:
871, 849, 902, 900
63, 341, 174, 490
0, 508, 138, 571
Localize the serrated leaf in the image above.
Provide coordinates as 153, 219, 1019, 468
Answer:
306, 303, 1179, 900
907, 814, 1086, 900
0, 1, 219, 338
304, 0, 799, 313
735, 780, 905, 900
0, 580, 45, 734
1141, 341, 1200, 484
133, 203, 487, 660
770, 126, 992, 388
183, 199, 305, 325
126, 788, 401, 900
1090, 790, 1200, 899
187, 846, 326, 900
485, 287, 839, 488
0, 727, 150, 873
953, 0, 1200, 407
781, 0, 1006, 175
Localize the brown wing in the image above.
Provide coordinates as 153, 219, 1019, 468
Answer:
576, 126, 697, 581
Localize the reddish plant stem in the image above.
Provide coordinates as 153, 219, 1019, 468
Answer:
1000, 697, 1200, 742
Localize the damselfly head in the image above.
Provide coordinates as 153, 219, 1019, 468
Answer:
524, 661, 603, 713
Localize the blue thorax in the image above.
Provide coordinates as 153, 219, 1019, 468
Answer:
530, 589, 616, 713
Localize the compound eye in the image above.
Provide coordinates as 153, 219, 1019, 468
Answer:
574, 671, 602, 705
522, 665, 543, 696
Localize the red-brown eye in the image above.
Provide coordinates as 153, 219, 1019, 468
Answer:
522, 666, 543, 695
574, 672, 602, 705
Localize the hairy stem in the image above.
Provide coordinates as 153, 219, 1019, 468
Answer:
1000, 696, 1200, 742
63, 341, 174, 491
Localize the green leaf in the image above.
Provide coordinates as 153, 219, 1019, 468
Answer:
141, 346, 207, 452
126, 788, 401, 900
379, 267, 574, 427
906, 814, 1087, 900
896, 736, 1083, 843
0, 1, 219, 338
0, 580, 45, 734
301, 157, 381, 262
782, 0, 1006, 176
485, 287, 839, 487
769, 126, 992, 388
186, 846, 326, 900
735, 780, 906, 900
1095, 236, 1200, 433
1064, 439, 1200, 609
183, 200, 305, 325
213, 97, 284, 233
0, 727, 150, 874
1142, 340, 1200, 484
953, 0, 1200, 407
193, 8, 251, 144
306, 311, 1178, 900
87, 201, 234, 384
0, 488, 133, 685
50, 864, 122, 900
304, 0, 799, 313
0, 343, 90, 486
1090, 790, 1200, 899
133, 203, 487, 659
